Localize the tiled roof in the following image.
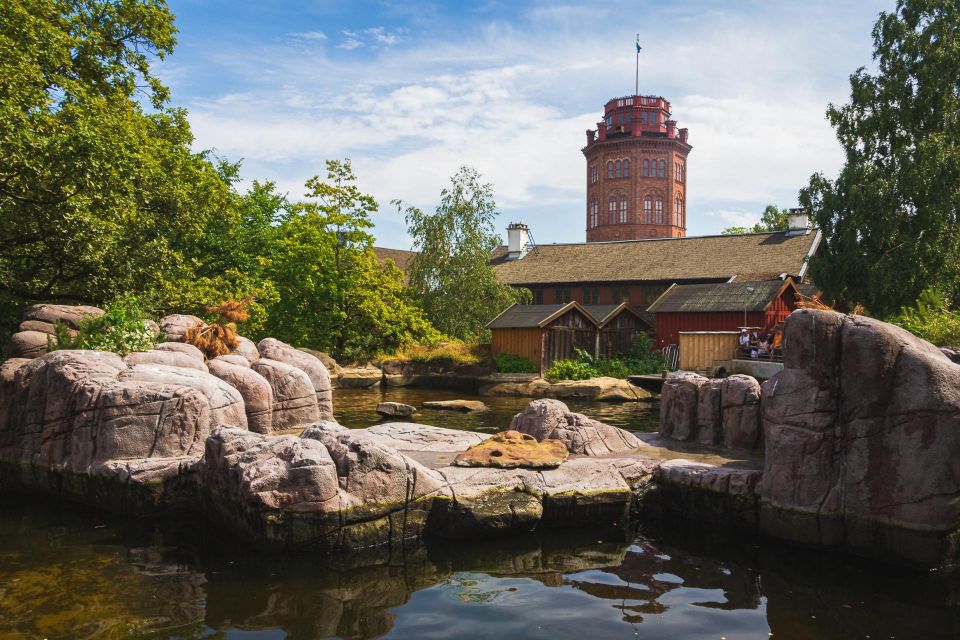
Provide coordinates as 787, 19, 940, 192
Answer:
647, 280, 796, 314
490, 231, 820, 285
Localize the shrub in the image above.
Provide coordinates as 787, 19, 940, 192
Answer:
889, 287, 960, 347
545, 358, 597, 381
51, 294, 158, 356
183, 298, 251, 359
493, 352, 538, 373
389, 340, 485, 367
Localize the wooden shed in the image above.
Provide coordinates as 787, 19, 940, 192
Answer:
647, 279, 801, 348
584, 303, 653, 358
487, 302, 598, 373
678, 331, 740, 376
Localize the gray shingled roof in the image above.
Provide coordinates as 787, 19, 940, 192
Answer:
486, 304, 570, 329
647, 280, 795, 313
582, 304, 626, 325
490, 231, 820, 285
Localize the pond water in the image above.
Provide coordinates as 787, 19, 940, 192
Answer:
2, 500, 959, 640
3, 389, 958, 639
332, 386, 661, 433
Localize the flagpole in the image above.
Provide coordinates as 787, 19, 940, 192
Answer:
635, 33, 639, 96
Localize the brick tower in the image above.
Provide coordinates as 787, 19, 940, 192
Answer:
583, 95, 691, 242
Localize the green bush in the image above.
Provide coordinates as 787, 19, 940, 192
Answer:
889, 287, 960, 347
52, 294, 159, 356
545, 358, 597, 381
493, 352, 538, 373
545, 335, 668, 381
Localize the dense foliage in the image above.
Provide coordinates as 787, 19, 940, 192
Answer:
51, 294, 158, 356
493, 352, 538, 374
545, 335, 667, 381
721, 205, 790, 235
889, 288, 960, 347
396, 167, 527, 342
0, 1, 441, 361
801, 0, 960, 316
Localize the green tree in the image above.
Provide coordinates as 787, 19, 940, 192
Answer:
395, 166, 527, 341
721, 205, 790, 235
0, 0, 235, 336
266, 161, 438, 359
800, 0, 960, 316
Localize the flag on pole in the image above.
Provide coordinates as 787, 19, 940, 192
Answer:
636, 35, 642, 53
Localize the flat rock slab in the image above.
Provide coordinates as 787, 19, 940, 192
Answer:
363, 422, 489, 452
376, 402, 416, 418
422, 399, 489, 413
339, 368, 382, 388
454, 430, 569, 469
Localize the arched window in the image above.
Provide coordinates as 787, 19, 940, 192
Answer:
590, 198, 598, 228
607, 161, 614, 179
644, 196, 653, 224
655, 197, 664, 224
643, 159, 650, 177
615, 160, 622, 178
608, 197, 617, 224
658, 160, 666, 178
619, 196, 628, 224
676, 196, 684, 228
623, 159, 630, 177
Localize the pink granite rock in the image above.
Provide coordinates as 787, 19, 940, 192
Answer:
208, 359, 273, 434
251, 358, 320, 429
257, 338, 332, 420
509, 398, 641, 455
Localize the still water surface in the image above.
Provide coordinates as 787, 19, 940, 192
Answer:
2, 388, 958, 639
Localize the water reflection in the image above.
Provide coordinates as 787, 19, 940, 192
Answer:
333, 386, 660, 433
2, 502, 959, 639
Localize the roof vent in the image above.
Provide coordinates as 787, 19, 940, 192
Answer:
506, 222, 530, 260
786, 208, 810, 236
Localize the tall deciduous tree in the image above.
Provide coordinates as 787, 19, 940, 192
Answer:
800, 0, 960, 316
266, 161, 438, 359
0, 0, 236, 332
396, 166, 527, 341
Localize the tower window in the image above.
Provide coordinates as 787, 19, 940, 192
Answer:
643, 159, 650, 177
644, 196, 653, 223
675, 196, 684, 228
619, 196, 628, 224
589, 198, 598, 228
590, 165, 598, 184
615, 160, 622, 178
608, 197, 617, 224
606, 161, 614, 178
658, 160, 666, 178
640, 111, 648, 124
623, 159, 630, 177
656, 197, 664, 224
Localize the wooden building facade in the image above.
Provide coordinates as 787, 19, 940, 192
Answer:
647, 279, 801, 348
488, 303, 597, 373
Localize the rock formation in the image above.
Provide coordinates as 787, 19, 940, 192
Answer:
376, 402, 416, 418
257, 338, 333, 420
659, 373, 761, 450
159, 314, 205, 343
453, 430, 569, 468
510, 398, 643, 455
5, 304, 104, 359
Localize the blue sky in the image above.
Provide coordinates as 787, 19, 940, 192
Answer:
161, 0, 892, 248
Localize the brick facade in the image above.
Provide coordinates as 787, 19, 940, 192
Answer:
583, 95, 691, 242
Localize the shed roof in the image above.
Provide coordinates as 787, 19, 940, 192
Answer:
647, 280, 797, 314
490, 230, 820, 285
486, 302, 596, 329
582, 303, 651, 328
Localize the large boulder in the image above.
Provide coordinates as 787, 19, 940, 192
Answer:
720, 375, 762, 449
5, 330, 50, 359
208, 359, 274, 434
123, 349, 208, 372
453, 431, 568, 469
376, 402, 416, 418
251, 358, 320, 430
231, 336, 260, 363
154, 341, 205, 361
338, 367, 382, 388
659, 374, 708, 441
0, 351, 246, 511
760, 309, 960, 566
21, 304, 103, 329
257, 338, 333, 421
509, 399, 642, 455
159, 314, 205, 343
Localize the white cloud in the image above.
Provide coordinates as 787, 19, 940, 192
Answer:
179, 0, 887, 244
289, 30, 327, 41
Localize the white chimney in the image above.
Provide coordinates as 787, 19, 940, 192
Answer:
786, 208, 810, 235
506, 222, 530, 260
